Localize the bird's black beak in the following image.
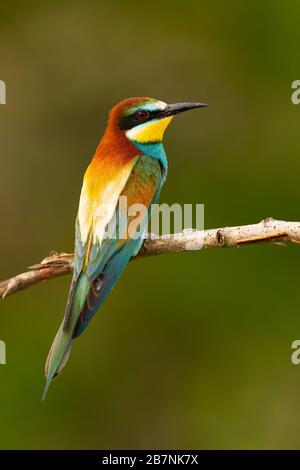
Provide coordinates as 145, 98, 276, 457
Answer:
158, 102, 208, 119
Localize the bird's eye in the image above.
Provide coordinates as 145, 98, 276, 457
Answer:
135, 110, 150, 121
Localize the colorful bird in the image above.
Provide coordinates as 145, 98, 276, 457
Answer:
43, 97, 207, 399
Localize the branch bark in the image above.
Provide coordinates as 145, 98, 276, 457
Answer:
1, 217, 300, 299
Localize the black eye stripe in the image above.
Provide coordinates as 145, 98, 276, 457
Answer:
119, 109, 158, 130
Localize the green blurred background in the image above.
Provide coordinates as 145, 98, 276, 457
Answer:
1, 0, 300, 450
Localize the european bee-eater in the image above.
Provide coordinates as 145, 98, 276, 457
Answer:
43, 97, 206, 399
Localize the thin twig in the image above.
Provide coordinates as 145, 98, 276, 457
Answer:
1, 217, 299, 299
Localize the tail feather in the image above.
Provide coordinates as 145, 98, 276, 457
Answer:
42, 324, 73, 400
43, 273, 90, 400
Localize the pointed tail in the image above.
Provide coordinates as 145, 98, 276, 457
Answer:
43, 273, 90, 400
42, 324, 73, 400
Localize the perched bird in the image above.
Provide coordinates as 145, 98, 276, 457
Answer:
43, 97, 206, 399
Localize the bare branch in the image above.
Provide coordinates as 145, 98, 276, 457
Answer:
1, 218, 300, 299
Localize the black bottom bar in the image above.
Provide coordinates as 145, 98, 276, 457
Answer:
0, 450, 298, 466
